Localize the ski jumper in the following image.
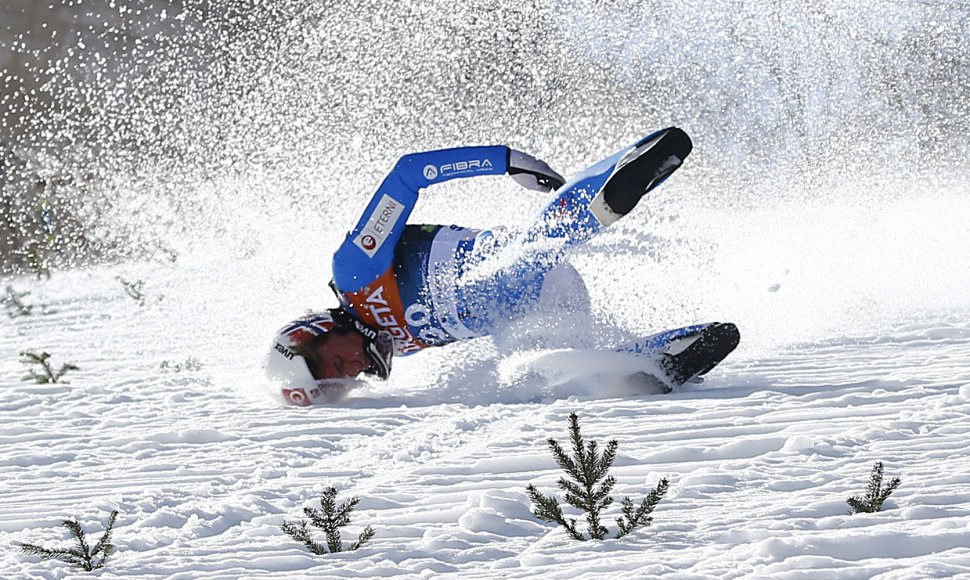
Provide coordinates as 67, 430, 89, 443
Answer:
330, 130, 687, 356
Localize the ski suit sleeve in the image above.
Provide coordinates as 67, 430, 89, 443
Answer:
332, 146, 510, 293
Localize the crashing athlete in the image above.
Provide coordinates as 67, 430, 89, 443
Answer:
265, 128, 739, 405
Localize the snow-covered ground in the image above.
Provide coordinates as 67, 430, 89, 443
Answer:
3, 180, 970, 578
3, 1, 970, 578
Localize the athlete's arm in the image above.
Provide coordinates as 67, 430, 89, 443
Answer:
332, 146, 511, 294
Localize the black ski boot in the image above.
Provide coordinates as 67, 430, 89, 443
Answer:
661, 322, 740, 387
600, 127, 693, 218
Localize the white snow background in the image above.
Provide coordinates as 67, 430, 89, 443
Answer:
3, 0, 970, 578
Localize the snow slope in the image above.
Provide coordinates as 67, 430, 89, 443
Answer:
3, 0, 970, 578
2, 191, 970, 579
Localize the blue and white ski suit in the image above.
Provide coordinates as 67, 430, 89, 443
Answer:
330, 141, 652, 356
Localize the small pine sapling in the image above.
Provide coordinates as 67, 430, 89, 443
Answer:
615, 479, 670, 539
281, 487, 375, 554
3, 285, 33, 317
847, 461, 901, 514
529, 412, 618, 540
117, 277, 146, 306
20, 351, 79, 383
527, 413, 669, 541
20, 510, 118, 571
27, 244, 51, 280
159, 358, 204, 373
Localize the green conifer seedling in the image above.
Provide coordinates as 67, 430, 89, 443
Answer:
847, 461, 901, 514
527, 413, 669, 541
3, 286, 34, 317
19, 351, 79, 383
117, 277, 147, 306
27, 244, 51, 280
159, 358, 204, 373
281, 487, 375, 554
615, 481, 669, 539
20, 510, 118, 571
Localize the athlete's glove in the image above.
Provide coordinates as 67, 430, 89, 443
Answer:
508, 149, 565, 192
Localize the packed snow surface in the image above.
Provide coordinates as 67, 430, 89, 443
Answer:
3, 0, 970, 578
3, 189, 970, 578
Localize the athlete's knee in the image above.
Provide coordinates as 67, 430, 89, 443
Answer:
538, 262, 590, 314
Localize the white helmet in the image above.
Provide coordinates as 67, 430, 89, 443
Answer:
264, 308, 393, 406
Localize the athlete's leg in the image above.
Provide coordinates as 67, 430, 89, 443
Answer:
451, 163, 614, 333
520, 127, 691, 247
454, 217, 594, 338
454, 128, 691, 337
464, 127, 691, 292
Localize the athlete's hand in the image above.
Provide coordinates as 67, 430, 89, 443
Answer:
508, 149, 565, 192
